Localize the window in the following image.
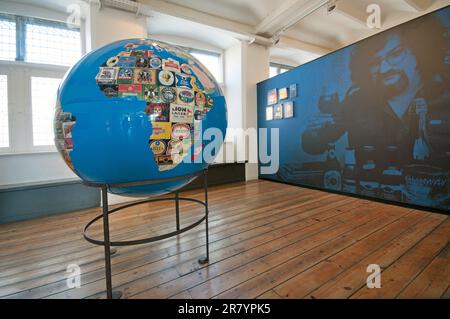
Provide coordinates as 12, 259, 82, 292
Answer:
0, 13, 77, 154
191, 50, 222, 82
25, 23, 81, 66
0, 18, 16, 61
31, 77, 61, 146
0, 13, 81, 66
269, 63, 294, 78
0, 75, 8, 147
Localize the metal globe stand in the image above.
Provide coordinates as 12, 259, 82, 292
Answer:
82, 169, 210, 299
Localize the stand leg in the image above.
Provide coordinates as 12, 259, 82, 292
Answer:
101, 187, 122, 299
199, 170, 210, 265
175, 191, 180, 231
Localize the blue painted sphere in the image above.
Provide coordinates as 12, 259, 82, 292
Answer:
54, 39, 227, 196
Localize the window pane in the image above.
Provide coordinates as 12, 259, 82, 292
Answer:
25, 23, 81, 66
31, 77, 60, 146
0, 75, 8, 147
0, 19, 16, 61
191, 51, 221, 82
269, 66, 278, 78
280, 68, 289, 74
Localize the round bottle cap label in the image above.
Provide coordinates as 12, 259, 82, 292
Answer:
161, 87, 177, 103
150, 140, 166, 155
158, 70, 174, 86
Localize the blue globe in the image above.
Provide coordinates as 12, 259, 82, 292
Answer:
54, 39, 227, 196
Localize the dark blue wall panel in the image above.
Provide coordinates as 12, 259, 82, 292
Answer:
0, 180, 100, 224
257, 6, 450, 212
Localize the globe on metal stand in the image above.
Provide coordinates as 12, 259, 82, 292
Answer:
83, 169, 210, 299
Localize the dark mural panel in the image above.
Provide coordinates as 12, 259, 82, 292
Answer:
257, 6, 450, 211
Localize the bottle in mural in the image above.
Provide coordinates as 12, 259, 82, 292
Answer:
359, 145, 379, 197
412, 98, 430, 161
380, 146, 404, 201
323, 143, 342, 191
342, 147, 357, 194
404, 98, 448, 207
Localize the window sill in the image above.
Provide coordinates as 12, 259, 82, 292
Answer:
0, 149, 59, 157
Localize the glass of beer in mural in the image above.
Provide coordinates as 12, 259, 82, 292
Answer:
342, 148, 357, 194
359, 146, 380, 197
380, 146, 404, 201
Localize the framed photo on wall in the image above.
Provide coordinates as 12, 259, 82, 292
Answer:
283, 101, 294, 118
274, 104, 283, 120
289, 84, 297, 98
267, 89, 277, 105
278, 87, 288, 101
266, 106, 274, 121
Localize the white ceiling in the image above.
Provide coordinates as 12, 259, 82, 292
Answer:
143, 0, 450, 65
5, 0, 450, 66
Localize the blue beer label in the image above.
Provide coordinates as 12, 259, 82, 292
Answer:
177, 89, 195, 105
149, 57, 162, 69
175, 73, 193, 89
117, 56, 137, 68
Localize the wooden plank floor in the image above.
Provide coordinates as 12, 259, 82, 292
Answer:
0, 180, 449, 299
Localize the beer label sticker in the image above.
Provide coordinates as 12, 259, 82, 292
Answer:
170, 104, 194, 123
118, 51, 131, 57
180, 63, 192, 74
133, 68, 157, 85
117, 67, 134, 83
162, 58, 180, 73
175, 73, 193, 89
167, 139, 183, 155
176, 88, 195, 106
195, 91, 206, 107
171, 123, 191, 139
118, 84, 142, 93
135, 56, 148, 68
96, 67, 118, 84
117, 56, 136, 68
100, 84, 119, 97
150, 140, 167, 156
106, 56, 119, 67
149, 57, 162, 69
150, 122, 172, 140
143, 84, 160, 103
160, 87, 177, 103
158, 70, 175, 86
145, 102, 170, 122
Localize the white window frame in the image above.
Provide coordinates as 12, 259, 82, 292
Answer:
0, 61, 67, 154
269, 62, 293, 78
0, 13, 82, 155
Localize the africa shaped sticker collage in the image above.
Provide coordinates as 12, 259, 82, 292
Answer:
54, 97, 76, 170
95, 42, 215, 171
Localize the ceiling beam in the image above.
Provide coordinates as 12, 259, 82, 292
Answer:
255, 0, 330, 37
402, 0, 435, 11
334, 1, 368, 27
139, 0, 257, 40
136, 0, 332, 56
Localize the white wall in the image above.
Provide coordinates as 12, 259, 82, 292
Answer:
243, 43, 270, 180
87, 5, 147, 50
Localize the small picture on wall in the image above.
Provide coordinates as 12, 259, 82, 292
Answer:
266, 106, 274, 121
267, 89, 277, 105
289, 84, 297, 98
283, 101, 294, 118
274, 104, 283, 120
278, 87, 288, 101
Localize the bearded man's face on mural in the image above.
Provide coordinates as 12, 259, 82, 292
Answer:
369, 34, 420, 99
